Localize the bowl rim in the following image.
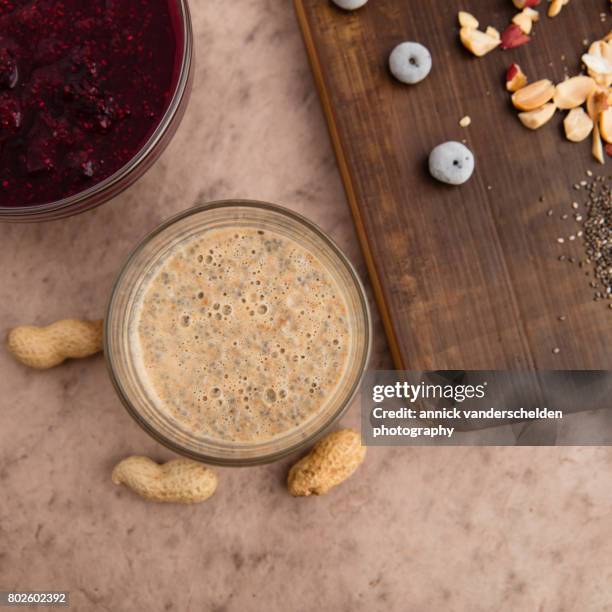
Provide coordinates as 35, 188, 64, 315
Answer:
0, 0, 193, 220
104, 199, 373, 466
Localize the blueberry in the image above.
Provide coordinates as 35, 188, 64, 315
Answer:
69, 46, 98, 79
389, 42, 432, 85
0, 93, 22, 137
96, 94, 118, 131
66, 150, 98, 179
80, 160, 95, 178
0, 48, 18, 89
332, 0, 368, 10
428, 141, 475, 186
25, 139, 55, 175
24, 117, 57, 175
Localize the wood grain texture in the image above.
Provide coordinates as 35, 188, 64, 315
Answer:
295, 0, 612, 370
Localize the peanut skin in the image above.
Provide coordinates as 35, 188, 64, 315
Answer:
6, 319, 103, 369
288, 429, 366, 497
112, 456, 218, 504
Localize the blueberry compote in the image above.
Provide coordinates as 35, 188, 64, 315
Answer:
0, 0, 180, 207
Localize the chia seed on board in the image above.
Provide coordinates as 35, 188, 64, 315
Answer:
583, 176, 612, 302
555, 173, 611, 305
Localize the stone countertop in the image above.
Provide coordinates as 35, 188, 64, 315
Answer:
0, 1, 611, 610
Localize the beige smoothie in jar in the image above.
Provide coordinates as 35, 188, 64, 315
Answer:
106, 201, 371, 464
131, 226, 352, 444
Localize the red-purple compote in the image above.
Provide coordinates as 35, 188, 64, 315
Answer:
0, 0, 181, 207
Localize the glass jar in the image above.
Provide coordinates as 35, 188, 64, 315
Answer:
104, 200, 372, 465
0, 0, 193, 223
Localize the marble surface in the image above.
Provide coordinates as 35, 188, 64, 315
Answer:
0, 1, 611, 610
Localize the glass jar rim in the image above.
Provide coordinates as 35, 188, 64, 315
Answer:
104, 200, 373, 466
0, 0, 193, 221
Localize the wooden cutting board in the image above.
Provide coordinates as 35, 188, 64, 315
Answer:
295, 0, 612, 370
